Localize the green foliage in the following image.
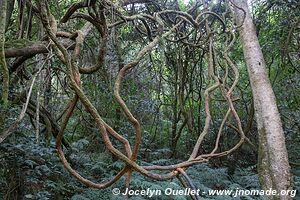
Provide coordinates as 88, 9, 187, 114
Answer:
120, 24, 133, 36
178, 0, 189, 11
4, 38, 36, 48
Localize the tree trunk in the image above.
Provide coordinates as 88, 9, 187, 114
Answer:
0, 0, 9, 105
5, 0, 14, 30
232, 0, 292, 199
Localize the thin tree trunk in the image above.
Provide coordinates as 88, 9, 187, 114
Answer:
5, 0, 14, 31
0, 0, 9, 105
232, 0, 292, 199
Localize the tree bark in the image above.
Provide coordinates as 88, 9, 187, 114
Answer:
5, 0, 14, 30
0, 0, 9, 105
232, 0, 292, 199
4, 39, 75, 58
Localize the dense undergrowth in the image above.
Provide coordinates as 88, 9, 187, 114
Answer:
1, 132, 299, 199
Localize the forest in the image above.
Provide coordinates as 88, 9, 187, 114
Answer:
0, 0, 299, 199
